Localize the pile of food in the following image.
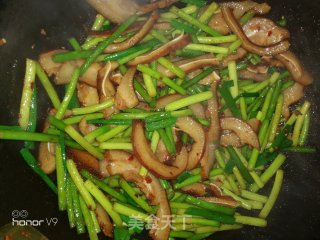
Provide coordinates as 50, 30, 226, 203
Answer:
0, 0, 315, 239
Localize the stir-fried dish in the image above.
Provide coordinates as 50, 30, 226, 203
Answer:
0, 0, 315, 239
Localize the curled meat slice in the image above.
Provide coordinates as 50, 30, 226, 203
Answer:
104, 150, 171, 240
39, 50, 65, 76
115, 67, 139, 110
77, 83, 99, 107
220, 117, 260, 149
282, 82, 305, 119
220, 131, 243, 148
222, 6, 290, 56
132, 120, 188, 179
276, 51, 314, 86
243, 17, 290, 47
176, 117, 206, 170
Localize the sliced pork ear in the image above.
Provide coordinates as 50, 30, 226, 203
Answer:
55, 60, 77, 85
181, 183, 208, 197
77, 83, 99, 107
104, 150, 171, 240
282, 82, 305, 119
209, 1, 271, 35
97, 62, 119, 118
78, 61, 102, 87
67, 148, 101, 176
54, 59, 102, 86
79, 118, 97, 136
200, 142, 217, 179
132, 120, 188, 179
199, 196, 238, 208
176, 117, 206, 170
39, 49, 66, 76
276, 51, 314, 86
95, 204, 113, 237
189, 103, 206, 119
222, 6, 290, 56
207, 80, 221, 143
220, 117, 260, 149
220, 131, 243, 148
38, 142, 56, 174
243, 17, 290, 47
247, 118, 261, 133
115, 67, 139, 110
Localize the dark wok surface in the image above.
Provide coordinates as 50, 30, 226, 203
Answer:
0, 0, 319, 239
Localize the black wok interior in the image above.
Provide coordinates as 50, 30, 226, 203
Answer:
0, 0, 319, 239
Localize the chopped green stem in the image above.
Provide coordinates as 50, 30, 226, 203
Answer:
298, 109, 310, 146
96, 125, 130, 142
66, 175, 75, 228
235, 215, 267, 227
259, 170, 283, 218
145, 117, 177, 132
165, 91, 213, 111
185, 44, 229, 54
84, 180, 122, 225
268, 94, 284, 142
56, 144, 67, 210
185, 207, 235, 224
240, 190, 268, 203
113, 203, 149, 223
199, 2, 219, 23
55, 68, 80, 119
79, 196, 99, 240
157, 128, 176, 155
292, 101, 311, 146
119, 179, 154, 213
91, 14, 105, 30
198, 35, 238, 45
63, 113, 104, 125
185, 195, 235, 215
19, 59, 36, 130
174, 216, 220, 227
69, 37, 82, 51
65, 125, 104, 159
143, 72, 157, 98
174, 175, 201, 189
283, 146, 316, 153
67, 159, 96, 210
90, 210, 101, 234
99, 142, 132, 150
158, 56, 186, 79
72, 99, 114, 115
133, 80, 156, 107
170, 6, 222, 37
81, 170, 127, 203
250, 154, 286, 192
118, 47, 151, 65
36, 63, 61, 109
239, 10, 256, 25
71, 183, 86, 234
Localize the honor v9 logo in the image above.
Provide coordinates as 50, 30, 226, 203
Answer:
11, 210, 58, 227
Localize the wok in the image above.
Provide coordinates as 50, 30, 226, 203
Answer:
0, 0, 319, 239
